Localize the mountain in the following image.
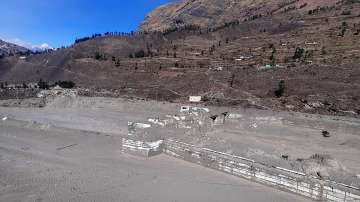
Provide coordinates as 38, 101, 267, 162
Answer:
139, 0, 339, 31
0, 40, 30, 57
31, 43, 53, 52
0, 0, 360, 117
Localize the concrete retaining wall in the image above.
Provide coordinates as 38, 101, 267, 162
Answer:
122, 138, 163, 157
164, 139, 360, 202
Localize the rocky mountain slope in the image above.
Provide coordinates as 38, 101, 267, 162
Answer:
0, 40, 29, 57
0, 0, 360, 117
139, 0, 339, 31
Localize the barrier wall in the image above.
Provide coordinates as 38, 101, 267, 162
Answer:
164, 139, 360, 202
122, 138, 163, 157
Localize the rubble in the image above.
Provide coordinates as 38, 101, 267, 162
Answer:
322, 130, 331, 138
148, 118, 170, 127
122, 138, 164, 157
228, 113, 243, 119
37, 86, 77, 98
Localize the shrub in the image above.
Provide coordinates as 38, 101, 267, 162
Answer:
275, 80, 285, 97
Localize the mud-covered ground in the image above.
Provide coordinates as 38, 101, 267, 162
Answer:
0, 119, 310, 202
0, 96, 359, 201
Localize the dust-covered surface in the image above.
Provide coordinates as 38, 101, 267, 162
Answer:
200, 111, 360, 186
0, 119, 310, 202
1, 96, 359, 199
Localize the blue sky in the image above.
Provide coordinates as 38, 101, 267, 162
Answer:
0, 0, 172, 48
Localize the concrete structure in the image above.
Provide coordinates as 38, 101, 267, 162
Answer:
127, 122, 151, 135
189, 96, 202, 102
180, 106, 191, 113
122, 135, 360, 201
163, 139, 360, 202
122, 138, 163, 157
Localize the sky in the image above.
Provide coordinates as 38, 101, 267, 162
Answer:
0, 0, 172, 49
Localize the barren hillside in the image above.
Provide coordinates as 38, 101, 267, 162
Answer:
139, 0, 340, 31
0, 0, 360, 117
0, 40, 29, 57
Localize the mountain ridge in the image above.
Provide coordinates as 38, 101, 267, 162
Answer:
0, 40, 30, 57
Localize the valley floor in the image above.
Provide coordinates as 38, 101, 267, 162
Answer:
0, 120, 310, 202
0, 96, 359, 201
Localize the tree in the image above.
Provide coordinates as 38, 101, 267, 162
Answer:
134, 50, 145, 58
229, 73, 235, 87
275, 80, 285, 98
95, 52, 102, 60
115, 59, 120, 67
339, 22, 348, 37
321, 47, 327, 55
293, 47, 305, 60
22, 82, 28, 89
38, 79, 49, 90
57, 81, 75, 89
270, 53, 276, 66
340, 26, 347, 37
341, 10, 351, 15
94, 52, 107, 60
270, 46, 277, 66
